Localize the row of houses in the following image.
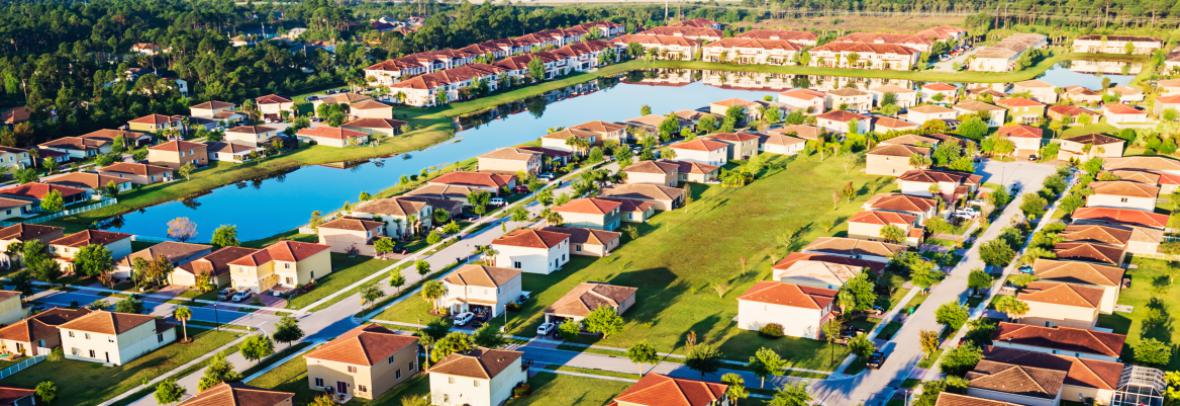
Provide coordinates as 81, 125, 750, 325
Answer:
969, 33, 1049, 72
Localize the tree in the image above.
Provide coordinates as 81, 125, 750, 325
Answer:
210, 225, 239, 248
40, 190, 63, 213
26, 255, 60, 283
558, 318, 582, 339
640, 105, 651, 115
747, 346, 787, 388
178, 162, 196, 181
767, 383, 811, 406
167, 217, 198, 241
272, 314, 304, 347
837, 273, 876, 313
582, 306, 624, 338
967, 269, 994, 295
472, 324, 504, 348
154, 378, 186, 404
627, 342, 659, 369
941, 343, 983, 376
426, 229, 444, 245
879, 224, 906, 244
721, 373, 749, 404
956, 116, 989, 140
431, 331, 475, 363
1006, 273, 1037, 289
1134, 338, 1172, 367
848, 333, 876, 358
684, 343, 721, 379
467, 190, 491, 217
920, 329, 941, 359
936, 302, 969, 331
361, 285, 384, 307
992, 295, 1029, 319
174, 306, 192, 342
909, 258, 944, 290
73, 244, 113, 278
1020, 193, 1048, 220
115, 296, 143, 313
374, 237, 396, 257
198, 353, 241, 391
35, 381, 56, 404
311, 394, 337, 406
389, 272, 406, 293
527, 57, 546, 82
421, 280, 446, 313
416, 260, 431, 276
980, 239, 1017, 268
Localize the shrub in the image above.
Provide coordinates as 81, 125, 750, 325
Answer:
513, 383, 532, 398
759, 323, 785, 338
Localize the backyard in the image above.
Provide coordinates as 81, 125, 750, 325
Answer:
1101, 257, 1180, 369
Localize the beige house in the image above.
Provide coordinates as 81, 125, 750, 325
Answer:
669, 138, 728, 166
228, 241, 332, 293
954, 100, 1007, 127
541, 127, 599, 154
1017, 282, 1103, 329
180, 382, 294, 406
169, 246, 257, 288
225, 125, 279, 148
543, 226, 621, 257
350, 197, 433, 239
553, 197, 622, 231
778, 88, 827, 113
761, 134, 806, 156
872, 116, 921, 133
1072, 34, 1161, 55
802, 237, 906, 263
1032, 259, 1123, 314
771, 252, 879, 290
349, 100, 394, 120
865, 144, 930, 176
701, 37, 801, 65
441, 264, 522, 317
127, 114, 185, 134
0, 291, 23, 326
600, 183, 686, 211
148, 140, 208, 169
428, 171, 516, 194
0, 223, 64, 256
98, 162, 174, 185
897, 168, 981, 204
969, 347, 1123, 406
863, 193, 938, 224
491, 228, 570, 275
477, 148, 543, 175
992, 322, 1125, 362
816, 110, 870, 134
610, 34, 700, 61
996, 124, 1044, 158
1010, 80, 1058, 104
1061, 222, 1161, 256
0, 307, 90, 357
113, 241, 212, 281
847, 210, 922, 246
737, 281, 836, 339
1085, 180, 1158, 211
569, 121, 629, 144
59, 310, 176, 366
869, 84, 918, 108
544, 282, 637, 322
1056, 133, 1124, 161
50, 230, 134, 270
906, 104, 956, 125
1102, 103, 1148, 126
995, 97, 1046, 124
808, 42, 920, 70
255, 94, 295, 122
827, 88, 873, 112
317, 217, 386, 256
669, 160, 720, 184
190, 100, 236, 120
706, 132, 761, 160
429, 347, 526, 406
297, 126, 370, 148
623, 160, 680, 186
305, 324, 419, 400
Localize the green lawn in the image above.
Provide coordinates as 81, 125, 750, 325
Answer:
510, 371, 631, 405
285, 254, 393, 309
0, 328, 240, 406
381, 154, 886, 369
1060, 123, 1119, 138
1103, 257, 1180, 369
248, 352, 431, 405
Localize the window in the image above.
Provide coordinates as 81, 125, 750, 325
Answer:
315, 377, 324, 387
347, 366, 357, 373
473, 380, 480, 387
68, 331, 74, 338
513, 261, 522, 269
157, 333, 164, 343
448, 377, 455, 384
88, 350, 95, 358
358, 385, 368, 393
388, 356, 396, 364
71, 348, 78, 356
396, 369, 402, 379
84, 333, 90, 339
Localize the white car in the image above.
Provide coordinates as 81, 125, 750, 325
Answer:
536, 322, 556, 336
489, 197, 506, 206
453, 312, 475, 326
231, 290, 253, 303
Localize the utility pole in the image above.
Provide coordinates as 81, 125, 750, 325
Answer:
664, 0, 669, 22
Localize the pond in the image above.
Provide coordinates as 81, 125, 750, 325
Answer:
1036, 59, 1136, 89
107, 76, 778, 241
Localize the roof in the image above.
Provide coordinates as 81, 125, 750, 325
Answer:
546, 282, 638, 319
1089, 180, 1159, 198
190, 100, 235, 110
872, 116, 920, 130
430, 171, 514, 189
177, 246, 258, 277
771, 124, 825, 140
668, 160, 720, 175
1053, 241, 1124, 265
542, 226, 621, 247
898, 169, 981, 185
305, 324, 418, 366
909, 104, 955, 114
639, 25, 722, 38
923, 82, 957, 91
480, 147, 542, 162
1013, 79, 1054, 89
178, 382, 294, 406
1018, 281, 1104, 309
779, 88, 826, 101
1048, 104, 1096, 117
804, 237, 907, 258
50, 229, 132, 248
492, 228, 569, 249
1032, 258, 1124, 288
0, 386, 36, 404
995, 322, 1125, 358
611, 373, 728, 406
1072, 206, 1168, 229
811, 41, 919, 55
829, 87, 870, 97
624, 160, 681, 175
1103, 156, 1180, 172
228, 240, 329, 266
867, 143, 928, 158
443, 264, 521, 288
602, 183, 686, 202
100, 162, 173, 177
570, 120, 626, 134
996, 97, 1044, 108
254, 94, 292, 104
128, 113, 183, 125
349, 99, 391, 110
865, 193, 937, 213
430, 347, 523, 379
119, 241, 211, 267
955, 100, 1005, 112
707, 132, 760, 142
0, 307, 90, 343
58, 310, 161, 335
848, 210, 916, 226
225, 125, 276, 135
1103, 103, 1144, 115
935, 393, 1020, 406
1059, 224, 1133, 247
773, 251, 885, 274
981, 346, 1124, 391
966, 359, 1066, 400
0, 223, 63, 242
296, 126, 367, 140
554, 197, 623, 215
319, 217, 384, 232
0, 182, 87, 200
1063, 134, 1125, 148
149, 139, 206, 152
670, 138, 728, 152
738, 281, 837, 309
816, 110, 868, 122
353, 197, 429, 217
736, 29, 816, 41
996, 124, 1043, 139
43, 172, 132, 191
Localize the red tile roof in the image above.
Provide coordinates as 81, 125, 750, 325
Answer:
554, 197, 623, 215
50, 229, 132, 248
492, 228, 569, 249
996, 124, 1043, 139
149, 139, 206, 152
611, 373, 728, 406
1071, 207, 1168, 229
178, 382, 294, 406
296, 126, 368, 140
670, 138, 728, 152
58, 310, 161, 335
738, 281, 836, 309
994, 322, 1124, 358
254, 94, 291, 104
430, 171, 515, 189
816, 110, 868, 122
430, 347, 523, 379
305, 324, 418, 366
849, 210, 916, 226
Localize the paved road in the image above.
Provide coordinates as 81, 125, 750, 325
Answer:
32, 289, 277, 328
811, 160, 1057, 405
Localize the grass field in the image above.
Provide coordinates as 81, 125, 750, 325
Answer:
285, 254, 394, 309
1102, 257, 1180, 369
380, 153, 889, 369
512, 371, 631, 405
0, 328, 240, 406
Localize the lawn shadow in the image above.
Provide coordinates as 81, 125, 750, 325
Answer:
608, 267, 688, 327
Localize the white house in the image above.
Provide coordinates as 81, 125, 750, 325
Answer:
1085, 180, 1159, 211
429, 348, 526, 406
59, 310, 176, 366
778, 88, 827, 114
441, 264, 522, 318
490, 228, 570, 275
669, 138, 729, 166
816, 110, 870, 134
737, 281, 836, 339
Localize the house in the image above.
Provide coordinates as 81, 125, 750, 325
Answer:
1073, 34, 1161, 55
0, 386, 35, 406
771, 252, 881, 290
441, 264, 522, 317
1103, 168, 1180, 195
827, 88, 873, 112
1047, 105, 1098, 124
305, 324, 419, 400
778, 89, 827, 113
1072, 206, 1168, 230
569, 121, 629, 144
179, 382, 294, 406
600, 183, 686, 211
43, 172, 133, 196
148, 140, 208, 169
612, 34, 700, 60
96, 163, 171, 186
808, 42, 920, 70
404, 185, 477, 211
668, 160, 720, 184
225, 125, 279, 148
606, 198, 657, 224
1086, 180, 1158, 211
477, 148, 542, 175
0, 307, 90, 357
968, 33, 1048, 72
206, 141, 260, 163
0, 106, 29, 126
1032, 258, 1123, 314
127, 114, 185, 134
541, 127, 599, 154
0, 223, 64, 254
429, 347, 525, 406
1061, 222, 1161, 256
954, 100, 1007, 127
1160, 78, 1180, 96
59, 310, 176, 366
169, 246, 257, 288
816, 110, 870, 134
296, 126, 369, 147
1063, 86, 1104, 104
190, 100, 237, 121
737, 29, 816, 46
553, 198, 622, 231
1104, 155, 1180, 175
255, 94, 295, 122
50, 230, 133, 269
611, 373, 730, 406
113, 241, 212, 281
701, 37, 801, 65
802, 237, 906, 263
847, 210, 922, 246
1056, 133, 1124, 161
1156, 94, 1180, 117
1018, 282, 1104, 329
737, 281, 836, 339
897, 169, 982, 204
428, 171, 515, 194
0, 197, 35, 222
865, 143, 930, 176
640, 25, 722, 41
544, 282, 637, 323
669, 138, 728, 166
1011, 80, 1058, 104
623, 160, 680, 186
964, 351, 1069, 406
906, 104, 956, 125
543, 226, 620, 257
0, 182, 88, 208
708, 98, 761, 121
491, 228, 569, 275
996, 124, 1044, 158
317, 217, 385, 256
349, 100, 394, 120
921, 83, 958, 103
1107, 86, 1144, 103
970, 347, 1124, 406
38, 136, 112, 159
228, 241, 332, 293
864, 193, 938, 224
0, 147, 31, 170
0, 291, 22, 326
1102, 103, 1148, 126
1054, 240, 1125, 266
343, 118, 406, 138
995, 97, 1046, 124
992, 322, 1125, 362
770, 124, 825, 141
706, 132, 761, 160
870, 84, 918, 108
760, 133, 806, 156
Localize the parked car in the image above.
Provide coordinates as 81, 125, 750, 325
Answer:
231, 290, 253, 303
867, 342, 895, 369
453, 311, 475, 326
1028, 154, 1039, 161
536, 322, 556, 336
218, 288, 235, 301
1018, 265, 1034, 274
517, 292, 531, 304
489, 197, 506, 206
538, 173, 556, 181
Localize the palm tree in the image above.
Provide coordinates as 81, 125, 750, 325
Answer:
421, 280, 447, 314
174, 306, 192, 342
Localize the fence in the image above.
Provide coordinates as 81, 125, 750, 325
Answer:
0, 355, 47, 380
0, 197, 119, 227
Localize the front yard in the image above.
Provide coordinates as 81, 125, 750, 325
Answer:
379, 154, 886, 369
286, 254, 394, 310
0, 328, 240, 406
